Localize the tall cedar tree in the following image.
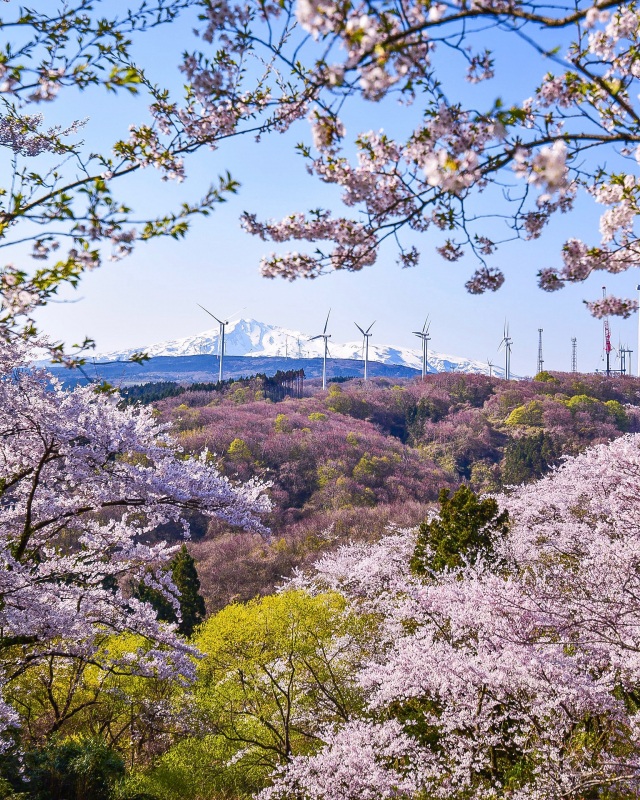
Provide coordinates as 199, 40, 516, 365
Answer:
411, 486, 509, 575
136, 546, 207, 637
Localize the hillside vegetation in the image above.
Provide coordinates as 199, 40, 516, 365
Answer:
148, 371, 640, 608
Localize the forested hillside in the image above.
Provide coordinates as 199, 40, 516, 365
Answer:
150, 371, 640, 608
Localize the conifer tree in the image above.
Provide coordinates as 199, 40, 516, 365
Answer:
172, 545, 207, 637
410, 485, 509, 575
135, 546, 207, 637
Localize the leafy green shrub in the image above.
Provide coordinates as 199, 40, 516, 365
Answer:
534, 371, 558, 383
505, 400, 544, 427
25, 736, 124, 800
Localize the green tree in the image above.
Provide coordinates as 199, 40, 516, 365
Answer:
135, 546, 206, 637
25, 736, 124, 800
502, 432, 559, 485
125, 590, 371, 800
411, 486, 509, 576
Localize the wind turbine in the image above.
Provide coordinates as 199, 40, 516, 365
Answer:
487, 357, 494, 378
355, 320, 375, 381
413, 317, 431, 380
198, 304, 230, 383
310, 310, 331, 390
498, 322, 512, 380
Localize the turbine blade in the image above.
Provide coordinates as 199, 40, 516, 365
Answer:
354, 322, 365, 336
422, 316, 429, 334
366, 321, 376, 334
223, 305, 246, 322
197, 304, 223, 325
309, 335, 323, 341
323, 309, 331, 334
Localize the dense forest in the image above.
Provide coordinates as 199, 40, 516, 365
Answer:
149, 371, 640, 608
4, 367, 640, 800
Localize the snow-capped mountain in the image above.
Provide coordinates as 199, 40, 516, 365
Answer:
95, 318, 502, 377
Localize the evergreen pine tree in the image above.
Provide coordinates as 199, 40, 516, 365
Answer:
411, 486, 509, 576
171, 545, 207, 637
134, 545, 206, 637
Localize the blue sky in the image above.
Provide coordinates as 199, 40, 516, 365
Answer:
25, 2, 640, 376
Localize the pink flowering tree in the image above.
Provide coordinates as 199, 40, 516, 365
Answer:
269, 434, 640, 799
4, 0, 640, 343
0, 335, 269, 737
220, 0, 640, 315
0, 1, 314, 356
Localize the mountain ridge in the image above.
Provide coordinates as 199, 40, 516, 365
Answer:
94, 317, 503, 377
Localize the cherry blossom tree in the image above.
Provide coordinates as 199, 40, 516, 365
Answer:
269, 433, 640, 800
232, 0, 640, 316
4, 0, 640, 360
0, 1, 312, 357
0, 335, 269, 739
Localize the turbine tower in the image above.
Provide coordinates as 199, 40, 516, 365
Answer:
571, 337, 577, 373
537, 328, 544, 375
487, 358, 494, 378
310, 310, 331, 390
413, 318, 431, 380
499, 322, 512, 380
355, 321, 375, 381
198, 304, 229, 383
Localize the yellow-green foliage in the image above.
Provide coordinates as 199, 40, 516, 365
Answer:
470, 461, 501, 493
346, 432, 359, 446
352, 452, 399, 484
604, 399, 628, 430
7, 633, 174, 755
317, 462, 343, 488
534, 371, 558, 383
174, 405, 202, 432
334, 476, 376, 508
308, 411, 327, 422
118, 735, 259, 800
565, 394, 599, 412
274, 413, 292, 433
227, 437, 252, 461
505, 400, 544, 427
325, 384, 350, 414
325, 383, 369, 418
232, 387, 251, 404
125, 591, 372, 799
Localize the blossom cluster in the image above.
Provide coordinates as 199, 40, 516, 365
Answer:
270, 433, 640, 799
0, 336, 269, 734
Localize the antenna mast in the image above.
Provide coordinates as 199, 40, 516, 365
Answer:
625, 346, 633, 377
537, 328, 544, 375
603, 287, 612, 377
571, 337, 577, 374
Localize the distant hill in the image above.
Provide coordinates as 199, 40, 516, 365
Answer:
89, 317, 503, 378
46, 354, 421, 387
